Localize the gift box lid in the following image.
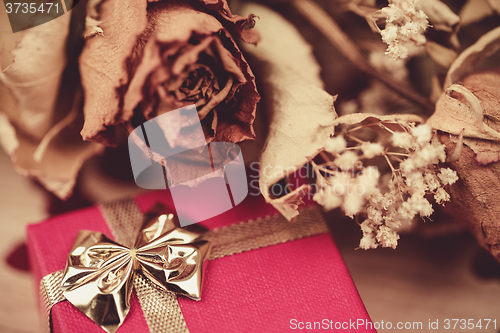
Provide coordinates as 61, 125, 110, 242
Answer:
27, 189, 375, 333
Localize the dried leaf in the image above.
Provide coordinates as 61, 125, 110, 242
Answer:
428, 83, 500, 141
418, 0, 460, 51
489, 0, 500, 12
460, 0, 500, 26
425, 41, 457, 68
430, 25, 500, 166
458, 70, 500, 164
331, 113, 424, 128
444, 26, 500, 88
239, 3, 337, 220
418, 0, 460, 33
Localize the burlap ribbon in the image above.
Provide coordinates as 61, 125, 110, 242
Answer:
40, 198, 329, 333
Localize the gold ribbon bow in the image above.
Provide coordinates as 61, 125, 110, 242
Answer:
59, 207, 211, 333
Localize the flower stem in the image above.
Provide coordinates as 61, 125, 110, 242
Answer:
379, 123, 396, 134
319, 151, 332, 163
346, 121, 382, 134
346, 134, 365, 144
388, 154, 404, 163
383, 153, 397, 173
386, 152, 409, 157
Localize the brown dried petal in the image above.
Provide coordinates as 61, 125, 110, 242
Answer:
79, 0, 148, 144
196, 0, 260, 45
418, 0, 460, 33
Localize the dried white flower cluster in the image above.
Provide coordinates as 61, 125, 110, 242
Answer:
379, 0, 429, 59
315, 122, 459, 250
313, 163, 381, 218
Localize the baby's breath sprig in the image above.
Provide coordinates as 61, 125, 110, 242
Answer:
376, 0, 429, 59
312, 121, 458, 250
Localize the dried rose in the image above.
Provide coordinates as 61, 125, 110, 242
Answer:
80, 0, 260, 146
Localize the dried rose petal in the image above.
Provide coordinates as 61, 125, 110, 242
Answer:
79, 0, 149, 145
123, 1, 259, 145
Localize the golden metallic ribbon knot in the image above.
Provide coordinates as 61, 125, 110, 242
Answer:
59, 207, 211, 333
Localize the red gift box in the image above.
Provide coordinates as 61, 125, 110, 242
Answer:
27, 190, 374, 332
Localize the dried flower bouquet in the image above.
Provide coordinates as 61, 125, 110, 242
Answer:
1, 0, 500, 262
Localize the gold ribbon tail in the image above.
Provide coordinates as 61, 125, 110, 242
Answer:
134, 274, 189, 333
39, 271, 189, 333
40, 270, 65, 333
